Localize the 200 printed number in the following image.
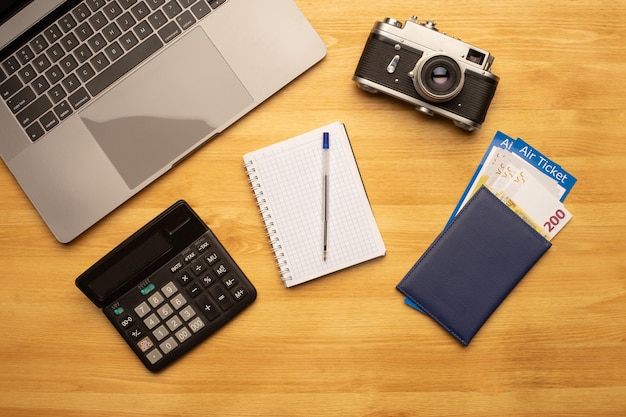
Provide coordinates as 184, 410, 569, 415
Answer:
544, 209, 566, 233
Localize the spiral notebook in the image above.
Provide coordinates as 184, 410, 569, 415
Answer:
243, 122, 386, 287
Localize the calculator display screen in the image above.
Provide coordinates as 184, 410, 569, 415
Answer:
87, 231, 171, 301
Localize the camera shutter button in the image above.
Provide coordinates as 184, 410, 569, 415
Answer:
384, 18, 403, 28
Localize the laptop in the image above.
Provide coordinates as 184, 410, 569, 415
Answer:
0, 0, 326, 243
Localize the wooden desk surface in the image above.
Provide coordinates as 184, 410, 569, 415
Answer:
2, 1, 625, 416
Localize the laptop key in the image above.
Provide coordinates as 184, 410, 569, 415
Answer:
104, 1, 123, 20
59, 14, 77, 33
119, 0, 139, 9
190, 1, 211, 20
176, 11, 196, 30
68, 87, 91, 110
72, 4, 93, 22
2, 56, 20, 75
62, 73, 81, 93
90, 52, 110, 72
148, 10, 168, 30
7, 86, 36, 114
158, 21, 181, 43
131, 2, 151, 20
30, 35, 49, 54
48, 85, 67, 104
147, 0, 166, 10
44, 24, 63, 43
31, 75, 50, 95
86, 34, 163, 96
25, 121, 45, 142
16, 95, 52, 127
134, 20, 154, 40
163, 1, 183, 19
16, 45, 35, 65
45, 65, 64, 85
89, 11, 108, 31
1, 75, 23, 99
209, 0, 227, 9
54, 100, 73, 120
40, 111, 60, 131
17, 64, 37, 83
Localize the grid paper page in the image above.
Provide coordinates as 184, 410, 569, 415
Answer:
244, 122, 386, 287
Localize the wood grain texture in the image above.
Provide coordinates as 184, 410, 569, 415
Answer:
1, 1, 625, 416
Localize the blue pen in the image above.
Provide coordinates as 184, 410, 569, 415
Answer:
322, 132, 330, 261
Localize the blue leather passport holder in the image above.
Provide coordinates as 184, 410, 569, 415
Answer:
396, 186, 552, 345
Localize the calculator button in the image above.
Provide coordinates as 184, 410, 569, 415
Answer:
129, 327, 144, 341
232, 287, 247, 301
177, 270, 193, 286
188, 316, 205, 333
113, 306, 125, 316
147, 291, 165, 308
159, 337, 178, 354
210, 285, 233, 311
179, 305, 196, 322
134, 301, 151, 318
214, 263, 228, 278
195, 237, 210, 252
166, 316, 183, 331
161, 281, 178, 298
200, 274, 215, 287
175, 327, 192, 343
196, 294, 220, 321
143, 313, 160, 330
169, 259, 184, 273
146, 348, 163, 364
187, 282, 201, 298
190, 259, 205, 276
205, 251, 219, 265
152, 325, 169, 341
182, 247, 197, 263
170, 293, 187, 310
157, 303, 174, 320
136, 336, 154, 352
140, 282, 156, 295
119, 314, 135, 329
223, 276, 238, 289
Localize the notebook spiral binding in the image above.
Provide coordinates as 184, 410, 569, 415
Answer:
244, 161, 293, 283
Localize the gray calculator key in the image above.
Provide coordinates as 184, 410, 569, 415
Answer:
161, 281, 178, 298
157, 303, 174, 320
170, 293, 187, 310
159, 337, 178, 354
146, 349, 163, 364
152, 325, 169, 341
166, 316, 183, 332
179, 305, 196, 322
143, 313, 160, 330
134, 301, 151, 318
148, 291, 165, 308
175, 327, 192, 343
188, 317, 205, 333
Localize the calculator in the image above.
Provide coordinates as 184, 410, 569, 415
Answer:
76, 201, 257, 372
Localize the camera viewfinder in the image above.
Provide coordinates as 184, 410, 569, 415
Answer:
467, 49, 486, 65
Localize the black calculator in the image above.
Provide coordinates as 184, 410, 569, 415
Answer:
76, 201, 257, 372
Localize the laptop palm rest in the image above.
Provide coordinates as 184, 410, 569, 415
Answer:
80, 27, 253, 189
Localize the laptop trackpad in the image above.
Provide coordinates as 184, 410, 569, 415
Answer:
80, 28, 253, 189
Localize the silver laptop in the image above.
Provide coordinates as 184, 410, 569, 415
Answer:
0, 0, 326, 242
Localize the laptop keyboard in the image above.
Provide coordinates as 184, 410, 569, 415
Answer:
0, 0, 228, 142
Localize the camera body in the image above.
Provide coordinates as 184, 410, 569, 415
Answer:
353, 17, 499, 131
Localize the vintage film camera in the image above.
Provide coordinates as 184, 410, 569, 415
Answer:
353, 16, 499, 131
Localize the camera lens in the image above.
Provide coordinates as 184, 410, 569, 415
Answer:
413, 55, 464, 102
